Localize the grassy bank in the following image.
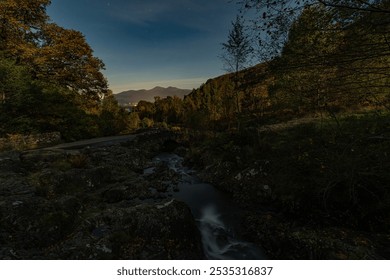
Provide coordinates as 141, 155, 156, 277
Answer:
183, 111, 390, 258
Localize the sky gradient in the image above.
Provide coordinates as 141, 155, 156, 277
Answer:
47, 0, 241, 92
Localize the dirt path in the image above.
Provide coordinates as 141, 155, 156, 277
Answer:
43, 134, 139, 150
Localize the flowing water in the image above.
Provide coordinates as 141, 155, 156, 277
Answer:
150, 153, 266, 260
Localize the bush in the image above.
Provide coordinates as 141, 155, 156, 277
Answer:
127, 112, 141, 130
141, 117, 154, 128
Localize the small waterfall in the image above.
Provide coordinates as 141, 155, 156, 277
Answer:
198, 205, 265, 260
150, 153, 266, 260
199, 205, 235, 259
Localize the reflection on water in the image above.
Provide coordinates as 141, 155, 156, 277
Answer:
152, 153, 266, 260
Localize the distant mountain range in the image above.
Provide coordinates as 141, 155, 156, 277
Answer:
114, 86, 191, 106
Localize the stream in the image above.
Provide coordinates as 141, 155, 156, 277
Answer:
146, 153, 266, 260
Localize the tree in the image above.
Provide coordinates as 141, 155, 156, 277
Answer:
0, 0, 50, 57
127, 112, 141, 130
98, 92, 128, 135
34, 23, 108, 102
0, 1, 108, 103
269, 5, 342, 113
239, 0, 390, 60
0, 53, 29, 105
221, 15, 253, 114
0, 0, 116, 138
239, 0, 389, 113
137, 100, 155, 120
153, 95, 184, 124
0, 61, 100, 140
333, 5, 390, 108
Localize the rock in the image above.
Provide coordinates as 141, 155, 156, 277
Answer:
103, 187, 126, 203
107, 200, 204, 259
174, 146, 188, 157
161, 139, 180, 152
55, 196, 82, 216
0, 131, 204, 259
43, 199, 203, 259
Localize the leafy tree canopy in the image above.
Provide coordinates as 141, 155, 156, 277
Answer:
34, 23, 108, 100
0, 0, 108, 101
0, 0, 125, 139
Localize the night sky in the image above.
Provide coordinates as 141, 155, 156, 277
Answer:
47, 0, 241, 93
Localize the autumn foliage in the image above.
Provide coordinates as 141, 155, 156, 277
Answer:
0, 0, 130, 139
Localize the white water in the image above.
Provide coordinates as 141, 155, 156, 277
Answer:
152, 153, 266, 260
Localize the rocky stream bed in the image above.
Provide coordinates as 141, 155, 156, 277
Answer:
1, 129, 388, 260
0, 131, 203, 259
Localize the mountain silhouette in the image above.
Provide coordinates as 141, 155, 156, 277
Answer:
114, 86, 191, 105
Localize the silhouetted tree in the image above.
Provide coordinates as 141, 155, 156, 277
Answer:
221, 15, 253, 114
